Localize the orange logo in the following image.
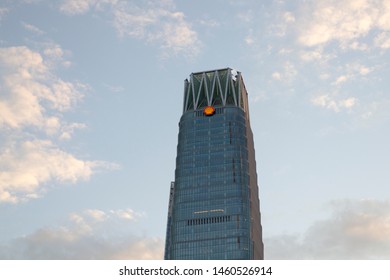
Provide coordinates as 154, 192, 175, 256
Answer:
203, 106, 215, 116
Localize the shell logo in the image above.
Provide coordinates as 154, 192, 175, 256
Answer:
203, 106, 215, 116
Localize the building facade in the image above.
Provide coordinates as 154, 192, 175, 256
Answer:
165, 68, 263, 260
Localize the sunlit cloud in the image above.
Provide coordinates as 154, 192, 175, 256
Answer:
110, 209, 144, 221
60, 0, 201, 58
0, 46, 84, 133
0, 208, 163, 259
272, 72, 282, 80
334, 75, 349, 85
245, 32, 255, 45
0, 140, 102, 203
197, 18, 220, 27
21, 22, 45, 35
59, 0, 116, 15
113, 1, 200, 59
375, 31, 390, 49
311, 95, 357, 112
59, 122, 87, 140
297, 0, 390, 48
0, 45, 116, 203
332, 62, 375, 85
237, 11, 254, 23
271, 62, 297, 83
283, 12, 295, 23
0, 7, 8, 21
266, 199, 390, 259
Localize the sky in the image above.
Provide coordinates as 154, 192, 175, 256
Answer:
0, 0, 389, 260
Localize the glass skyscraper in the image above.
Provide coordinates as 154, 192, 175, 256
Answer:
165, 68, 263, 260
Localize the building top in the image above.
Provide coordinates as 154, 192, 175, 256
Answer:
182, 68, 249, 114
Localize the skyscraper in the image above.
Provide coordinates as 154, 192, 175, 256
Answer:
165, 68, 263, 260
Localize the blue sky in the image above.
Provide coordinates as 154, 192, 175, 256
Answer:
0, 0, 390, 259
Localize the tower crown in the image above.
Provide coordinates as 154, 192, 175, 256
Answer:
183, 68, 248, 114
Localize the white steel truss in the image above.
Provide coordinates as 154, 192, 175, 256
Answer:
183, 68, 248, 113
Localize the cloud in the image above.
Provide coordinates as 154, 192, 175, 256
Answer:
0, 45, 115, 203
245, 36, 254, 45
113, 1, 200, 58
110, 209, 144, 221
311, 95, 357, 112
360, 99, 390, 121
0, 46, 84, 133
237, 11, 254, 23
0, 208, 163, 259
375, 31, 390, 48
245, 31, 255, 45
299, 47, 335, 63
59, 122, 87, 140
298, 0, 390, 48
60, 0, 201, 58
265, 199, 390, 259
21, 22, 45, 35
0, 140, 101, 203
103, 83, 124, 93
272, 72, 282, 80
0, 7, 8, 22
334, 75, 349, 85
283, 12, 295, 23
271, 62, 297, 83
59, 0, 115, 15
197, 18, 220, 27
331, 62, 374, 85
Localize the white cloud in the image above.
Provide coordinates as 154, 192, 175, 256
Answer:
0, 140, 98, 203
267, 11, 296, 38
237, 11, 254, 23
0, 208, 163, 259
278, 48, 293, 55
283, 12, 295, 23
60, 0, 201, 58
266, 199, 390, 259
245, 33, 255, 45
84, 209, 108, 222
334, 75, 349, 85
251, 92, 267, 103
110, 209, 144, 221
311, 95, 357, 112
0, 46, 84, 133
375, 31, 390, 48
0, 45, 116, 203
349, 41, 369, 50
59, 0, 115, 15
158, 14, 200, 58
359, 99, 390, 122
59, 122, 87, 140
298, 0, 390, 48
197, 18, 220, 27
331, 62, 374, 85
347, 62, 374, 75
103, 83, 124, 93
21, 22, 45, 35
272, 72, 282, 80
319, 73, 331, 80
339, 97, 357, 108
300, 48, 335, 63
284, 61, 297, 80
43, 44, 64, 60
0, 7, 8, 21
60, 0, 93, 14
357, 65, 372, 75
113, 2, 200, 58
272, 62, 297, 83
300, 50, 323, 62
